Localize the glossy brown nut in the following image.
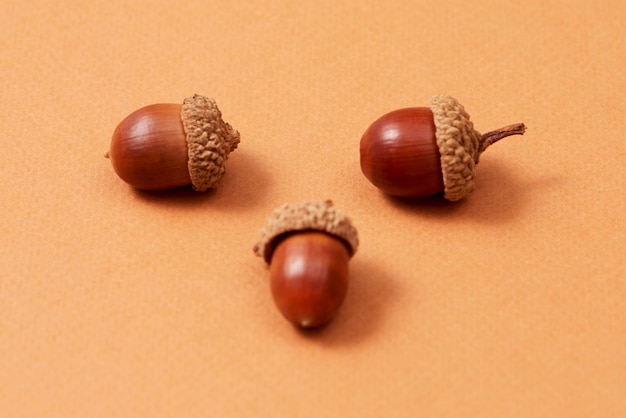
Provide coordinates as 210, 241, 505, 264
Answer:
269, 231, 350, 328
109, 103, 190, 190
360, 107, 444, 198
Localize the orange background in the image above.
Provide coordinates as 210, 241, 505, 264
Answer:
1, 1, 625, 417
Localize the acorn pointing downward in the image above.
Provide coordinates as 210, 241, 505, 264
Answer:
360, 95, 526, 201
105, 94, 240, 191
254, 201, 359, 328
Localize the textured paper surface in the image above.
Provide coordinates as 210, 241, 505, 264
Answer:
1, 1, 624, 417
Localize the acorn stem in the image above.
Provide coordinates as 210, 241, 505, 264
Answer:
479, 123, 526, 155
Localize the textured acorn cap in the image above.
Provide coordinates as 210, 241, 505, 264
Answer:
253, 200, 359, 264
430, 95, 482, 202
181, 94, 240, 191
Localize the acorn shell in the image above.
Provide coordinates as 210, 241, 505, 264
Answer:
181, 94, 240, 191
429, 95, 482, 201
253, 200, 359, 264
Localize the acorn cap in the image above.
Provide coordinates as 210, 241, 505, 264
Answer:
253, 200, 359, 264
430, 95, 482, 202
181, 94, 240, 191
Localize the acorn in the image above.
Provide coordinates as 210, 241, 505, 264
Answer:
253, 200, 359, 328
360, 95, 526, 201
105, 94, 240, 191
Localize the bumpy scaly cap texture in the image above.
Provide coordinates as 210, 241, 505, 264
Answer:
181, 94, 240, 191
430, 95, 482, 202
253, 200, 359, 264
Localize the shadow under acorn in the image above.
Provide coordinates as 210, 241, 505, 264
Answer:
288, 257, 404, 346
381, 157, 532, 225
128, 149, 273, 212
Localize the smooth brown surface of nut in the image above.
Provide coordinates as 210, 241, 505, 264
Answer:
269, 231, 350, 328
108, 103, 191, 190
360, 107, 444, 198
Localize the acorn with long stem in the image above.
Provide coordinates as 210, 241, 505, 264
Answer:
359, 95, 526, 201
